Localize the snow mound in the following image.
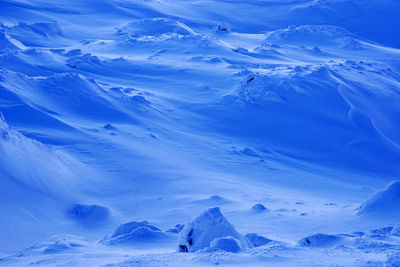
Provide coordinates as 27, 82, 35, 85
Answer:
264, 25, 357, 47
102, 221, 169, 246
66, 53, 103, 68
116, 18, 195, 37
192, 195, 232, 205
21, 235, 87, 255
209, 236, 244, 253
358, 181, 400, 217
245, 233, 272, 247
251, 203, 269, 212
178, 207, 252, 252
112, 33, 229, 55
289, 0, 400, 48
166, 224, 184, 234
68, 204, 110, 226
298, 233, 343, 248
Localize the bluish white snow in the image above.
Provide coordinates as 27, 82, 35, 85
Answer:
1, 0, 400, 266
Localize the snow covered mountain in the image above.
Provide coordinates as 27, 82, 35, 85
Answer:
1, 0, 400, 266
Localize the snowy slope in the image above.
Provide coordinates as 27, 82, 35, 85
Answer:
1, 0, 400, 266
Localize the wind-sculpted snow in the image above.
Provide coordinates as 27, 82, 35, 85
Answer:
101, 220, 173, 247
264, 25, 357, 48
0, 31, 25, 50
358, 181, 400, 219
1, 21, 64, 47
117, 18, 196, 37
1, 0, 400, 265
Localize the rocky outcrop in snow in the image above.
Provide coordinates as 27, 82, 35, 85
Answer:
178, 207, 252, 252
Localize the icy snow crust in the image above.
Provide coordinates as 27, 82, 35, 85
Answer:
1, 0, 400, 266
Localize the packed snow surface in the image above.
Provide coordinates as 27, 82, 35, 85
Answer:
1, 0, 400, 266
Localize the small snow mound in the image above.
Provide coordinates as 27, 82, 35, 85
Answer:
102, 221, 168, 246
117, 18, 195, 37
251, 204, 269, 212
192, 195, 232, 205
178, 207, 252, 252
166, 224, 184, 234
298, 233, 343, 248
22, 235, 87, 255
209, 236, 243, 253
65, 49, 82, 57
264, 25, 354, 47
245, 233, 272, 247
358, 181, 400, 217
111, 221, 161, 238
68, 204, 110, 226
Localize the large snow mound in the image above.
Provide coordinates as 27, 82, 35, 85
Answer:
116, 18, 196, 37
264, 25, 358, 47
178, 207, 252, 252
102, 221, 169, 246
358, 181, 400, 217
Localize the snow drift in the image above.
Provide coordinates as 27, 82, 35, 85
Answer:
102, 221, 170, 246
358, 181, 400, 218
